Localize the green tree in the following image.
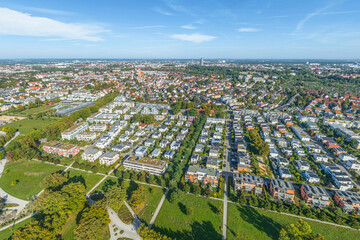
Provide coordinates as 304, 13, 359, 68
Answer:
12, 221, 55, 240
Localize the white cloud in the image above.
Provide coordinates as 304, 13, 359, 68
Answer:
181, 24, 198, 30
153, 7, 173, 16
237, 27, 260, 32
294, 2, 337, 33
0, 7, 107, 41
132, 25, 165, 29
172, 33, 216, 43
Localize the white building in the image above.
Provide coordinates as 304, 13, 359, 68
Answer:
82, 147, 103, 162
99, 151, 119, 165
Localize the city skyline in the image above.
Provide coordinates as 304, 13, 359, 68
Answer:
0, 0, 360, 59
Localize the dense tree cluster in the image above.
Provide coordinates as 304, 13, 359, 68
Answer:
165, 115, 206, 187
137, 224, 172, 240
247, 129, 270, 157
131, 113, 156, 124
12, 172, 87, 239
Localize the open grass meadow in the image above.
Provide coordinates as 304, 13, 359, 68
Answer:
227, 203, 360, 240
2, 118, 56, 134
153, 193, 223, 240
66, 169, 104, 191
19, 105, 54, 115
61, 215, 77, 240
136, 185, 164, 225
0, 160, 65, 200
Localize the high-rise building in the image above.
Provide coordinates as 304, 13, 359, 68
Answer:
200, 57, 204, 66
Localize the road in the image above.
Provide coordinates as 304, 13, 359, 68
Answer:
222, 175, 228, 240
148, 188, 169, 229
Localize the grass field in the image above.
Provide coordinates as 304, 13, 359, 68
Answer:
0, 160, 65, 200
227, 203, 360, 240
153, 193, 223, 240
2, 118, 56, 134
0, 217, 34, 240
20, 105, 54, 115
61, 215, 77, 240
136, 186, 164, 225
66, 169, 103, 191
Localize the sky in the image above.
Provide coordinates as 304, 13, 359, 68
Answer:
0, 0, 360, 59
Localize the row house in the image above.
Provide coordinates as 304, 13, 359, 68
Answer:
334, 191, 360, 213
269, 179, 295, 203
185, 165, 220, 187
301, 185, 330, 208
43, 141, 79, 158
233, 173, 264, 195
61, 122, 88, 140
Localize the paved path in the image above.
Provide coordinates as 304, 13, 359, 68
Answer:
86, 175, 107, 196
148, 188, 169, 229
222, 175, 228, 240
108, 208, 141, 240
0, 212, 35, 232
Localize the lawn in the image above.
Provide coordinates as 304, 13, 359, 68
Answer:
136, 186, 164, 225
153, 193, 223, 240
61, 215, 77, 240
0, 160, 65, 200
227, 203, 360, 240
0, 217, 34, 240
2, 118, 56, 134
66, 169, 103, 191
20, 105, 54, 115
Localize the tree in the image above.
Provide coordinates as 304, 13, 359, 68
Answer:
279, 219, 325, 240
186, 206, 193, 215
75, 202, 110, 240
137, 224, 172, 240
12, 221, 55, 240
40, 172, 68, 189
239, 194, 246, 205
129, 185, 148, 211
192, 184, 201, 195
188, 108, 199, 116
102, 185, 125, 212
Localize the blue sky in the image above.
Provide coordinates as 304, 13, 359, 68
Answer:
0, 0, 359, 59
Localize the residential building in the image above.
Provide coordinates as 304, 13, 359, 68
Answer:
269, 179, 295, 203
43, 141, 79, 158
99, 151, 119, 165
135, 146, 148, 157
301, 185, 331, 208
61, 122, 88, 140
76, 132, 97, 141
185, 165, 220, 187
334, 191, 360, 213
233, 173, 264, 195
82, 147, 103, 162
123, 156, 168, 175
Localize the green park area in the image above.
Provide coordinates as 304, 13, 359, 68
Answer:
66, 169, 103, 191
153, 193, 223, 240
226, 203, 360, 240
0, 160, 65, 200
135, 185, 164, 225
2, 118, 56, 135
19, 105, 54, 115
